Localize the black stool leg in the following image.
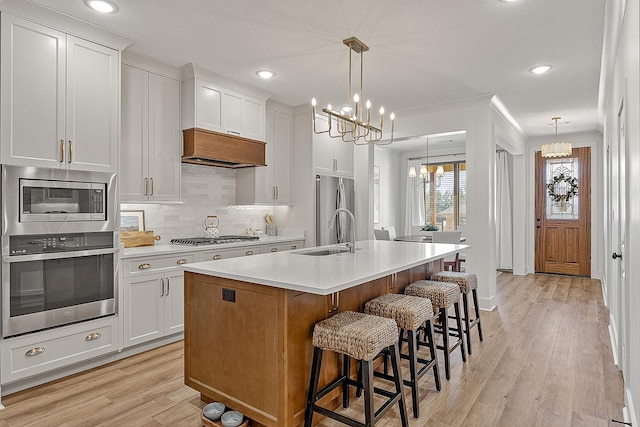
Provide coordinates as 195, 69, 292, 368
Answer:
362, 360, 375, 427
472, 288, 484, 341
425, 317, 442, 391
407, 329, 420, 418
304, 347, 323, 427
454, 301, 467, 362
389, 344, 409, 427
440, 307, 451, 380
462, 293, 473, 354
342, 354, 350, 409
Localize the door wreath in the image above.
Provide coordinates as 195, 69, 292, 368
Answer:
547, 172, 578, 212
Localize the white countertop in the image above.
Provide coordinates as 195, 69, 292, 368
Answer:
121, 235, 305, 259
184, 240, 469, 295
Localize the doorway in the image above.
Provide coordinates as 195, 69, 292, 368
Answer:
534, 147, 591, 276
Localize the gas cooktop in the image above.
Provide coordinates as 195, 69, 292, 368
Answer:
170, 236, 260, 246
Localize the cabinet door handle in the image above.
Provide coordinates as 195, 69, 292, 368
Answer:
138, 263, 151, 270
245, 250, 254, 256
177, 259, 188, 265
227, 130, 241, 136
333, 159, 337, 172
272, 186, 276, 200
329, 293, 335, 314
271, 247, 278, 252
59, 139, 65, 162
25, 347, 45, 357
144, 177, 148, 196
334, 292, 340, 312
291, 245, 297, 250
85, 332, 102, 341
68, 140, 73, 163
166, 278, 170, 296
212, 255, 222, 260
276, 186, 279, 200
150, 177, 154, 196
160, 278, 165, 297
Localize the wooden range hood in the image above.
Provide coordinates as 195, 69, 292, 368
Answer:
182, 128, 266, 168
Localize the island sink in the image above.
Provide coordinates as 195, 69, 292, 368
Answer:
293, 246, 351, 256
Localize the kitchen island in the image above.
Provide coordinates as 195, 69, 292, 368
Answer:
183, 240, 467, 427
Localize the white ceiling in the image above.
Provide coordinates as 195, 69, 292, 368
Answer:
29, 0, 606, 140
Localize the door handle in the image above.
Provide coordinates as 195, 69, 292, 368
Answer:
166, 278, 170, 296
150, 177, 154, 196
612, 252, 623, 260
68, 140, 73, 163
160, 278, 165, 297
60, 139, 65, 162
144, 177, 148, 196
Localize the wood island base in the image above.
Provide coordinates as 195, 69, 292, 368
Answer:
184, 260, 441, 427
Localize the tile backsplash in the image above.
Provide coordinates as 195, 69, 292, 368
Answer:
121, 163, 293, 244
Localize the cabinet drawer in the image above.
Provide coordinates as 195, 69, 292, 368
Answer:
1, 317, 118, 383
262, 240, 304, 253
124, 253, 196, 276
199, 246, 261, 261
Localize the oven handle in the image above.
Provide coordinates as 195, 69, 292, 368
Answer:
3, 247, 118, 263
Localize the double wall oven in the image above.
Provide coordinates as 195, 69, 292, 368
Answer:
1, 165, 117, 338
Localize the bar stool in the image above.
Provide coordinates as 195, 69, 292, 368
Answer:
364, 294, 441, 418
431, 271, 483, 354
304, 311, 409, 427
405, 280, 466, 380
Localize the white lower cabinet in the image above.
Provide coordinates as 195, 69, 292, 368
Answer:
198, 246, 262, 261
262, 241, 303, 254
123, 253, 195, 348
1, 316, 118, 384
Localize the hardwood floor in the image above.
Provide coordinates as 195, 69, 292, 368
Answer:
0, 273, 624, 426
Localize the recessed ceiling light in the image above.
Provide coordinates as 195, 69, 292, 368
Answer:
85, 0, 118, 13
529, 65, 552, 74
256, 70, 275, 79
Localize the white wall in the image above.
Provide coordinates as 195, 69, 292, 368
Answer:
373, 147, 401, 231
600, 0, 639, 423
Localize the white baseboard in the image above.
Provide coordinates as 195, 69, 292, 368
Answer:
609, 316, 619, 367
625, 387, 637, 427
479, 294, 496, 311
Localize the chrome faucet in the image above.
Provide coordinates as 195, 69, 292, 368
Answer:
328, 208, 356, 253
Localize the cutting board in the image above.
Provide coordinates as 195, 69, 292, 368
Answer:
120, 231, 156, 248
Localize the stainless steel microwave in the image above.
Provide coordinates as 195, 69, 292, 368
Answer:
2, 165, 117, 235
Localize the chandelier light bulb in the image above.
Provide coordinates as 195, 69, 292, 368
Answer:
366, 100, 371, 109
311, 98, 317, 106
327, 103, 332, 111
390, 112, 395, 121
419, 164, 428, 177
409, 167, 417, 178
353, 93, 360, 103
379, 106, 385, 115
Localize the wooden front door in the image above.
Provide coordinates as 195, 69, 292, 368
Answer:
535, 147, 591, 276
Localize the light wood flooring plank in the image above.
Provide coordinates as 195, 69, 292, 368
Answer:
0, 273, 624, 427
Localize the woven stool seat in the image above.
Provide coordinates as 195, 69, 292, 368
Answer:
432, 271, 478, 294
364, 294, 432, 331
405, 280, 461, 310
312, 311, 398, 361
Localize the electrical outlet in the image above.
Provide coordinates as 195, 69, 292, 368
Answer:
222, 288, 235, 302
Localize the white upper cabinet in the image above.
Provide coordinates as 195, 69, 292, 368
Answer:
0, 14, 118, 173
236, 106, 292, 205
181, 63, 270, 141
121, 62, 181, 203
313, 117, 354, 178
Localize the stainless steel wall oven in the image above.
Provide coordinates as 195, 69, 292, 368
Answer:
1, 166, 118, 337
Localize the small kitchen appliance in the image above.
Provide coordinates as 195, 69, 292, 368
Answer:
203, 215, 220, 238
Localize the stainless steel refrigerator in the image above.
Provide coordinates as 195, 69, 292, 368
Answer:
315, 175, 355, 246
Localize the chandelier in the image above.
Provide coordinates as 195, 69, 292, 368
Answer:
311, 37, 395, 145
408, 138, 445, 187
541, 117, 572, 158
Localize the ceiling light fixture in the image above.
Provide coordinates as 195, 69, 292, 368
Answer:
529, 65, 552, 74
256, 70, 275, 79
85, 0, 118, 13
409, 138, 445, 186
541, 117, 572, 158
311, 37, 395, 145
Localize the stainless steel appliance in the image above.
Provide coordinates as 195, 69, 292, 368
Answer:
2, 231, 117, 337
2, 165, 116, 235
1, 165, 118, 337
315, 175, 355, 246
170, 236, 260, 246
